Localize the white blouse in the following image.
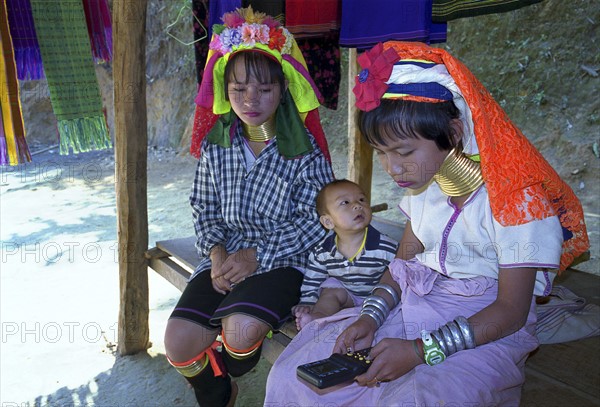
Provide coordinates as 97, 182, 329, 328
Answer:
399, 183, 563, 296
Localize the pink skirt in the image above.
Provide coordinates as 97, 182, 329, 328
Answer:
265, 258, 539, 406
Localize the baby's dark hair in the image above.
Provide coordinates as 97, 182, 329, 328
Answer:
359, 99, 461, 150
316, 179, 363, 216
224, 51, 286, 98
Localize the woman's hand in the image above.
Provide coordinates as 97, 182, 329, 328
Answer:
355, 338, 422, 386
210, 245, 231, 294
220, 247, 259, 284
333, 315, 378, 354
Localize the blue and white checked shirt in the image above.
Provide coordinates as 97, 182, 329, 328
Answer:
190, 123, 334, 279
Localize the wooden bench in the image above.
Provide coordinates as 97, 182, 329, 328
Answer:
146, 217, 600, 405
145, 216, 405, 363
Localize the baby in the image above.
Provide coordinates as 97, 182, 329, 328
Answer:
293, 179, 398, 330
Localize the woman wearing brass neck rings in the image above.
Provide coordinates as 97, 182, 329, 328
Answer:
163, 7, 333, 407
265, 41, 588, 406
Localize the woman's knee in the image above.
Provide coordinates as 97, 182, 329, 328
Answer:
164, 318, 218, 362
221, 314, 270, 349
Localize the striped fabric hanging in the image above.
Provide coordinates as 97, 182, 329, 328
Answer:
1, 0, 31, 165
29, 0, 110, 154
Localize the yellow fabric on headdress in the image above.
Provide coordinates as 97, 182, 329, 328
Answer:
382, 41, 589, 272
210, 43, 319, 116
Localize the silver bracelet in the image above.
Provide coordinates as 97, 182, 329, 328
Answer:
360, 307, 383, 328
454, 316, 476, 349
440, 324, 457, 355
360, 294, 392, 328
361, 303, 387, 325
363, 295, 390, 315
430, 316, 476, 358
371, 283, 400, 307
447, 321, 466, 352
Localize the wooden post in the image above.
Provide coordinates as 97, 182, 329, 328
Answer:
113, 0, 150, 355
347, 48, 373, 202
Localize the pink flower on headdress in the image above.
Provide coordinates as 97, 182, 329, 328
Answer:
209, 35, 223, 52
222, 11, 245, 28
262, 16, 280, 29
257, 24, 270, 44
353, 43, 401, 112
241, 23, 262, 47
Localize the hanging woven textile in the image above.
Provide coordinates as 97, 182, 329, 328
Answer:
339, 0, 447, 48
82, 0, 113, 63
0, 0, 31, 165
285, 0, 342, 110
432, 0, 544, 22
30, 0, 110, 155
5, 0, 44, 80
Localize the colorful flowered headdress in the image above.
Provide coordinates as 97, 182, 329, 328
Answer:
191, 6, 330, 161
353, 41, 589, 272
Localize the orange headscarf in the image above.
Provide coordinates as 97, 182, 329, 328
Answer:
375, 42, 588, 272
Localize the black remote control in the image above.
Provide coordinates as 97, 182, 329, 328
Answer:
296, 348, 372, 389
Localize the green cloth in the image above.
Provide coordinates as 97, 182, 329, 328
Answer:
30, 0, 110, 154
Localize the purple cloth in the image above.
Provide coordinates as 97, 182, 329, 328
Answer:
339, 0, 447, 48
5, 0, 44, 80
265, 258, 538, 406
208, 0, 241, 39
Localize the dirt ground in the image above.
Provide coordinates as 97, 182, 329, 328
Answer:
1, 1, 599, 405
0, 146, 274, 406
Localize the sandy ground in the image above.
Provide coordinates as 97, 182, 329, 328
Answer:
0, 147, 272, 406
1, 140, 598, 406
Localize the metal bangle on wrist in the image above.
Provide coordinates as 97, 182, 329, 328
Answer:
359, 294, 391, 328
424, 316, 476, 364
371, 283, 400, 307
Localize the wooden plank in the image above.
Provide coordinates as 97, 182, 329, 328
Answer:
263, 333, 292, 365
148, 256, 190, 292
372, 216, 405, 242
114, 0, 150, 356
347, 48, 373, 202
156, 237, 199, 271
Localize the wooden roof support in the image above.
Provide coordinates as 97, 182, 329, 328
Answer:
113, 0, 150, 355
346, 49, 373, 201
